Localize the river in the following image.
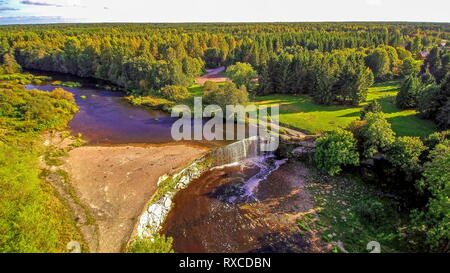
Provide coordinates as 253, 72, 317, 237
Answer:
26, 71, 320, 253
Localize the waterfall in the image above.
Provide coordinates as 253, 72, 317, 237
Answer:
210, 136, 260, 166
131, 136, 280, 240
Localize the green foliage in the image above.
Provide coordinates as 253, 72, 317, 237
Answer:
0, 77, 83, 252
204, 48, 223, 68
418, 74, 450, 129
315, 129, 360, 176
396, 76, 421, 109
424, 130, 450, 150
436, 100, 450, 130
386, 136, 426, 172
354, 200, 387, 226
160, 85, 189, 102
365, 47, 391, 81
0, 52, 21, 74
60, 81, 82, 87
203, 81, 248, 109
127, 234, 174, 253
360, 112, 395, 158
306, 173, 408, 253
400, 57, 421, 78
225, 62, 257, 90
411, 141, 450, 252
360, 100, 382, 120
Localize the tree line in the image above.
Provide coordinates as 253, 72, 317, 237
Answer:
0, 22, 448, 97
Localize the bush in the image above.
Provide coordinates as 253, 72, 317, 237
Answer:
387, 136, 426, 172
355, 200, 387, 226
160, 85, 189, 102
315, 129, 360, 176
49, 88, 75, 101
424, 130, 450, 150
360, 112, 395, 158
127, 234, 174, 253
360, 100, 382, 120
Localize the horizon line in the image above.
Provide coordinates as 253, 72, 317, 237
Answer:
1, 20, 450, 26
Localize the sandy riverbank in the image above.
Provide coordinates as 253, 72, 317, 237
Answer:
61, 144, 208, 253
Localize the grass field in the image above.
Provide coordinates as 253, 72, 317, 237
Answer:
252, 81, 437, 137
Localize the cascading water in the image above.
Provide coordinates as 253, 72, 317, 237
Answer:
159, 136, 317, 253
238, 156, 288, 202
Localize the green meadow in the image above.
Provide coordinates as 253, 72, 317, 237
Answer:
252, 81, 437, 137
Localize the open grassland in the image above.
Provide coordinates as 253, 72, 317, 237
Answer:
253, 81, 436, 137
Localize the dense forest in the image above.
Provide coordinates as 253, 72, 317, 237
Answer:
0, 22, 448, 126
0, 22, 449, 253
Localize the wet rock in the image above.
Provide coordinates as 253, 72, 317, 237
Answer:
291, 146, 315, 161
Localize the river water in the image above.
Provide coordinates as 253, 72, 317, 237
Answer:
25, 71, 231, 146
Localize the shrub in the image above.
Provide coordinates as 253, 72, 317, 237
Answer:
160, 85, 189, 102
49, 88, 75, 101
424, 130, 450, 150
355, 200, 387, 226
360, 100, 382, 120
127, 234, 174, 253
360, 112, 395, 158
386, 136, 426, 172
315, 129, 360, 176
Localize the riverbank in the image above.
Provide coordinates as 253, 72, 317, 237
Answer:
42, 134, 209, 253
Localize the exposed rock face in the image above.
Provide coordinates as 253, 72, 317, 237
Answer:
136, 160, 207, 238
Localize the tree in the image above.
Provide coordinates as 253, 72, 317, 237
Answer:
365, 48, 390, 81
204, 81, 248, 109
360, 112, 395, 158
160, 85, 189, 102
396, 76, 421, 109
418, 74, 450, 127
0, 52, 21, 74
315, 129, 360, 176
400, 57, 421, 78
204, 47, 223, 68
411, 140, 450, 252
436, 100, 450, 130
332, 60, 374, 105
225, 62, 257, 91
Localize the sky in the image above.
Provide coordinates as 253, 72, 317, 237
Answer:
0, 0, 449, 25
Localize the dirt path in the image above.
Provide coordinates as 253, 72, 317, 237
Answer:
61, 144, 208, 253
195, 66, 228, 85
